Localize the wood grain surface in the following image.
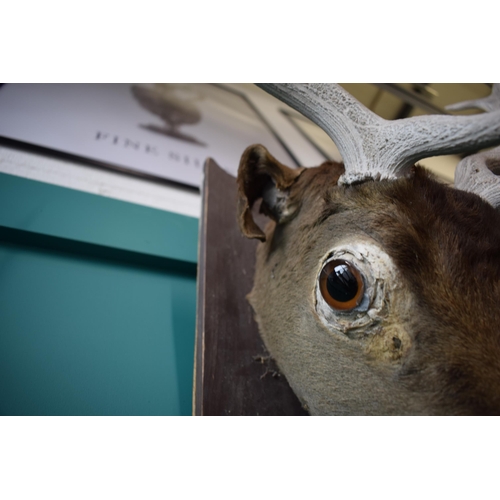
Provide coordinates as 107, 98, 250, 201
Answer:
194, 158, 308, 416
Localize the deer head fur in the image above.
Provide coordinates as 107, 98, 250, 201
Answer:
237, 84, 500, 415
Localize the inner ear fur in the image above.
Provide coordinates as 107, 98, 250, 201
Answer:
237, 144, 305, 242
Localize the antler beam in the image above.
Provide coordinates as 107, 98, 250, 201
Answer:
258, 83, 500, 186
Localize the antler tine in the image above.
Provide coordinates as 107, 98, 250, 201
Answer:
454, 147, 500, 209
258, 83, 500, 186
451, 84, 500, 209
446, 84, 500, 113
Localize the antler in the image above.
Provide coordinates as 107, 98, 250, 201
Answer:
447, 85, 500, 209
258, 83, 500, 186
446, 84, 500, 113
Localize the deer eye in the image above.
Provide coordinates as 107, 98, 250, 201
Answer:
319, 259, 364, 311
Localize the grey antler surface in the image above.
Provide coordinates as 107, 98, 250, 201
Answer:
454, 147, 500, 209
451, 84, 500, 208
258, 83, 500, 186
446, 84, 500, 113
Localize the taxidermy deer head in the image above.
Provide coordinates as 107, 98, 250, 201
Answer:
237, 83, 500, 415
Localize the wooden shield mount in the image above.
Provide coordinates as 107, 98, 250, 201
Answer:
193, 158, 308, 416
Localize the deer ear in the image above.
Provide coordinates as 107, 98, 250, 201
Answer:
237, 144, 305, 242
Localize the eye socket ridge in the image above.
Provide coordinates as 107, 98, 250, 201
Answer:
319, 259, 365, 311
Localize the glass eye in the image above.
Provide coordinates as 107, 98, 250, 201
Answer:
319, 259, 364, 311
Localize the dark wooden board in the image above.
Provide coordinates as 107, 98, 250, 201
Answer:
194, 158, 308, 415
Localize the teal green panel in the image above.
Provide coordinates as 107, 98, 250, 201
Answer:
0, 172, 199, 264
0, 238, 196, 416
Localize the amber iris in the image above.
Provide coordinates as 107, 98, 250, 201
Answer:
319, 259, 364, 311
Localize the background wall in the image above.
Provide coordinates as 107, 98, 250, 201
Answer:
0, 172, 197, 415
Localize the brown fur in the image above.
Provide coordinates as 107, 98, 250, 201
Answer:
238, 145, 500, 415
372, 168, 500, 414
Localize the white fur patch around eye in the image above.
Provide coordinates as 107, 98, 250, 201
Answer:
314, 239, 402, 337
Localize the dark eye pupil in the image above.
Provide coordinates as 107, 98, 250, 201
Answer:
326, 263, 359, 302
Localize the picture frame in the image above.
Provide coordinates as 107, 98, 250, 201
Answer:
0, 84, 298, 189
